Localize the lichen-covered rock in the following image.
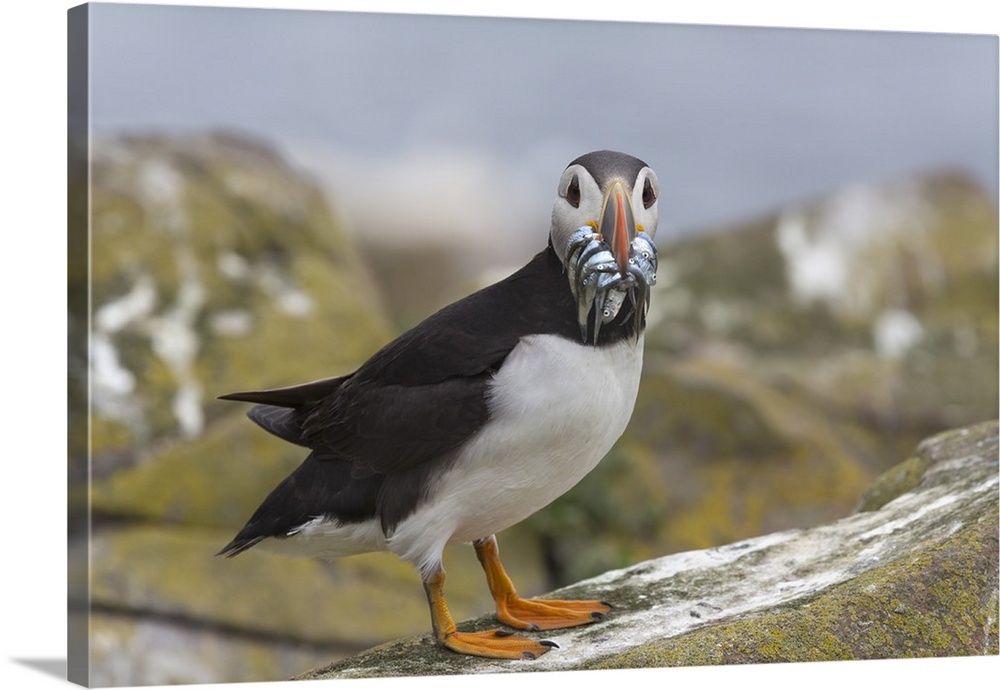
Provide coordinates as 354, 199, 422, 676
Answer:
81, 131, 391, 464
648, 170, 997, 439
87, 611, 331, 688
301, 419, 998, 679
75, 132, 402, 685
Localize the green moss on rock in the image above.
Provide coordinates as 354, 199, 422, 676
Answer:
590, 512, 998, 668
855, 455, 932, 513
84, 132, 392, 458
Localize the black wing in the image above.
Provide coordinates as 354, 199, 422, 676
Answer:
218, 246, 585, 542
221, 245, 582, 475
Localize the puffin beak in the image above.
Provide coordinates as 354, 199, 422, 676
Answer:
598, 179, 636, 274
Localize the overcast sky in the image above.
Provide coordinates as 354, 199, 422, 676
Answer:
86, 3, 997, 246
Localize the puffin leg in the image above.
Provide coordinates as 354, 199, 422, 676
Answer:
422, 567, 557, 659
473, 534, 612, 631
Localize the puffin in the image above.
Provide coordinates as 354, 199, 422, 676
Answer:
218, 150, 660, 660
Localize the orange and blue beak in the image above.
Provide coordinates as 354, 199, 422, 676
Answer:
597, 179, 637, 274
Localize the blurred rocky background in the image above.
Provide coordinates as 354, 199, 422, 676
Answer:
69, 131, 997, 686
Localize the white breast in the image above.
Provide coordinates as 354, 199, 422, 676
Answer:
388, 333, 644, 576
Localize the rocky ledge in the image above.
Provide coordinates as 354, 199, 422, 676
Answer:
300, 419, 998, 679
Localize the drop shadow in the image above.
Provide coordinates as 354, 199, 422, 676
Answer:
11, 658, 67, 681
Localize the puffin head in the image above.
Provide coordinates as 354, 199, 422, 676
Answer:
550, 150, 659, 269
550, 150, 660, 342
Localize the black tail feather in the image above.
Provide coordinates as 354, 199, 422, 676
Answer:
216, 534, 266, 558
218, 374, 349, 408
246, 404, 311, 447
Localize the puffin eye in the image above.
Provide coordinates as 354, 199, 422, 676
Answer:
642, 177, 656, 209
566, 174, 581, 208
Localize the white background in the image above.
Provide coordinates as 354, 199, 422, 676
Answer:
1, 2, 997, 689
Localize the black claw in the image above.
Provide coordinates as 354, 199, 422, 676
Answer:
494, 629, 515, 637
540, 640, 559, 648
591, 611, 606, 621
521, 651, 537, 660
600, 600, 614, 608
528, 622, 541, 632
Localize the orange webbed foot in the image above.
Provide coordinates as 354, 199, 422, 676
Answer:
440, 629, 558, 660
497, 596, 612, 631
474, 534, 612, 632
424, 566, 558, 660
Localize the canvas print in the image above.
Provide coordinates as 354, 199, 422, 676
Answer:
68, 3, 999, 687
